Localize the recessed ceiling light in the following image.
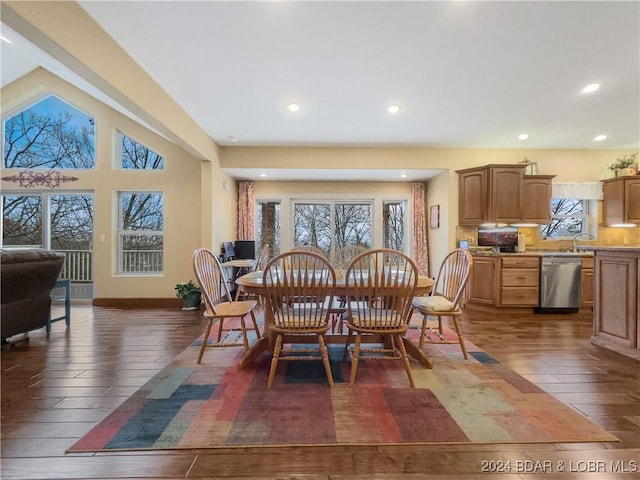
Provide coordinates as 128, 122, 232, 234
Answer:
594, 134, 607, 142
518, 133, 529, 140
287, 103, 300, 112
400, 173, 407, 178
228, 136, 238, 143
581, 83, 600, 94
259, 173, 267, 177
388, 105, 401, 114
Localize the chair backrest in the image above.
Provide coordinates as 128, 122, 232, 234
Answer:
331, 245, 369, 271
431, 248, 473, 307
193, 247, 231, 316
254, 244, 271, 271
345, 249, 418, 328
290, 245, 327, 258
263, 251, 336, 329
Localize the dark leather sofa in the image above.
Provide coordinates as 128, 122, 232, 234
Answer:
1, 248, 65, 342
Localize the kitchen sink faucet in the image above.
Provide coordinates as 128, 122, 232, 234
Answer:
572, 232, 596, 252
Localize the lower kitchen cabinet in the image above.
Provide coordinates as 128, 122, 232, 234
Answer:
468, 255, 540, 308
580, 256, 594, 308
592, 249, 639, 357
499, 256, 540, 306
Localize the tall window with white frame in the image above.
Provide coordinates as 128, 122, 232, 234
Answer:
118, 192, 164, 273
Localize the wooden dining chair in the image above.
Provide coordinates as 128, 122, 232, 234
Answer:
290, 244, 327, 258
410, 248, 473, 359
262, 250, 336, 388
342, 248, 418, 388
234, 244, 270, 302
193, 248, 261, 363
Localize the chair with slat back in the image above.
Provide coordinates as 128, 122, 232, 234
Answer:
290, 245, 327, 258
193, 248, 261, 363
342, 249, 418, 388
234, 244, 270, 302
262, 250, 336, 388
410, 248, 473, 359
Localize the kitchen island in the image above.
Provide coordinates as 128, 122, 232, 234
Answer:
577, 246, 640, 360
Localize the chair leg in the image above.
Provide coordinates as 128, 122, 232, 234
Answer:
249, 310, 261, 338
239, 316, 249, 351
350, 334, 362, 385
418, 314, 428, 349
343, 329, 353, 361
318, 334, 334, 387
234, 287, 242, 301
267, 334, 283, 388
216, 318, 224, 343
396, 334, 415, 388
197, 318, 214, 364
452, 317, 468, 359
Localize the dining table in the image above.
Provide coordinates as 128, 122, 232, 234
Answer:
235, 270, 436, 369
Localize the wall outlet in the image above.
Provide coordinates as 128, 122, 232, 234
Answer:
468, 236, 474, 245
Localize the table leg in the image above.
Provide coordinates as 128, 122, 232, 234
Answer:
402, 337, 433, 369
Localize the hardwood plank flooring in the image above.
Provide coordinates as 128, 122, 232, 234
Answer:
1, 306, 638, 479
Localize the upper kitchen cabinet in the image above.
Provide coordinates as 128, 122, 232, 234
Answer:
602, 176, 640, 226
522, 175, 555, 224
457, 165, 553, 225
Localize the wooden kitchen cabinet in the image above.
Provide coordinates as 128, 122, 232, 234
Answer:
457, 165, 525, 225
468, 256, 498, 305
522, 175, 555, 224
499, 256, 540, 306
468, 254, 540, 308
580, 256, 594, 308
592, 249, 639, 356
457, 165, 553, 225
602, 176, 640, 226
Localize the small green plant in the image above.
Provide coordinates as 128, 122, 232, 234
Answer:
608, 152, 638, 172
174, 280, 201, 298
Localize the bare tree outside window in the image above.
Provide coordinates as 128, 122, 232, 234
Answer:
541, 198, 587, 239
119, 192, 164, 273
334, 203, 372, 250
2, 195, 42, 247
120, 132, 164, 169
256, 200, 280, 255
293, 203, 332, 256
383, 201, 405, 250
3, 94, 95, 169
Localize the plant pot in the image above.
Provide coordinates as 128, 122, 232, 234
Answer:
182, 293, 201, 310
619, 167, 635, 177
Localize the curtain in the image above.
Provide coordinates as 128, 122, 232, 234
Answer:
412, 182, 428, 276
236, 181, 254, 240
552, 181, 603, 200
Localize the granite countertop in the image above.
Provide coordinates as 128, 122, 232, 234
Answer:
576, 246, 640, 253
470, 250, 594, 257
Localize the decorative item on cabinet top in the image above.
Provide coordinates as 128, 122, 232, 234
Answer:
608, 152, 638, 177
519, 157, 537, 175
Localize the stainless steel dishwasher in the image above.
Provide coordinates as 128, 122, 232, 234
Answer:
536, 256, 582, 313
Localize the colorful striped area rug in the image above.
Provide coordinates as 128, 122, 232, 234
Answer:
67, 318, 617, 452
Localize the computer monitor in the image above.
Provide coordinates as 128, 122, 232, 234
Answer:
234, 240, 256, 260
223, 241, 235, 261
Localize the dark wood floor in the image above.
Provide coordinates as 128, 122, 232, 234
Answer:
1, 305, 639, 479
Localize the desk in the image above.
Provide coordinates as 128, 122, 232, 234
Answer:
221, 259, 256, 296
235, 271, 435, 369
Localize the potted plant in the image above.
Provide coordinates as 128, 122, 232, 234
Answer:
175, 280, 202, 310
608, 152, 638, 177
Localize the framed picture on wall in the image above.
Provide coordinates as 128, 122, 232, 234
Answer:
429, 205, 439, 229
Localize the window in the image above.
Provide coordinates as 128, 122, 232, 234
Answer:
383, 201, 405, 250
292, 201, 372, 258
541, 198, 596, 239
118, 192, 164, 273
118, 132, 164, 169
3, 94, 95, 169
256, 200, 281, 255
